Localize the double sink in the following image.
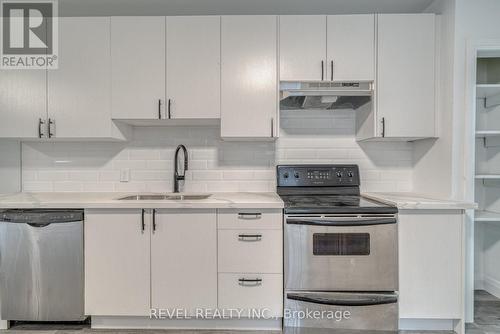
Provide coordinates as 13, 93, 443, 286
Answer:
117, 194, 212, 201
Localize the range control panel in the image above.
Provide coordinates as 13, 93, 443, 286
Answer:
277, 165, 360, 187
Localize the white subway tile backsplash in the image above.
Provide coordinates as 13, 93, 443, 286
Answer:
37, 171, 68, 181
192, 170, 223, 180
99, 171, 121, 182
21, 112, 414, 193
68, 171, 98, 181
53, 182, 84, 192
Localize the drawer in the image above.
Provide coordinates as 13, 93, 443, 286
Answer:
218, 230, 282, 273
218, 209, 282, 230
218, 273, 283, 317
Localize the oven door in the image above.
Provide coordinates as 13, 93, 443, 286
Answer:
285, 215, 398, 291
284, 291, 398, 331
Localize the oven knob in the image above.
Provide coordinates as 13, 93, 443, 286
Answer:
336, 171, 342, 178
294, 172, 300, 179
348, 171, 353, 178
283, 172, 289, 179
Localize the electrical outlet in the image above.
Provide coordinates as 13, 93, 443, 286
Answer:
120, 168, 130, 182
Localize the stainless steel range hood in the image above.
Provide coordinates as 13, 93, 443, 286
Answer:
280, 81, 373, 110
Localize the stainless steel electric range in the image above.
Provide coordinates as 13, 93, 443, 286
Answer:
277, 164, 399, 332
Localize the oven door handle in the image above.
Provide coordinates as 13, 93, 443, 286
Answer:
286, 217, 396, 226
287, 293, 398, 307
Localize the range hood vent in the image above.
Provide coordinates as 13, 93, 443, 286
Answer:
280, 81, 373, 111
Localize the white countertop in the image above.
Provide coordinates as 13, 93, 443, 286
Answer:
0, 192, 284, 209
363, 192, 477, 210
0, 191, 477, 210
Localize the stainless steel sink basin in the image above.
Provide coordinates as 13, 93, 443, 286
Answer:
117, 194, 212, 201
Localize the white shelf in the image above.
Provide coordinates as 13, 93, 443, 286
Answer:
475, 174, 500, 179
477, 84, 500, 97
475, 210, 500, 222
477, 84, 500, 108
476, 130, 500, 137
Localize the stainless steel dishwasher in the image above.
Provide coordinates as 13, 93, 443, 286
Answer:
0, 209, 85, 321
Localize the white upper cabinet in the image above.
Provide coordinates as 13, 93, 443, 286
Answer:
221, 16, 278, 139
279, 16, 327, 82
111, 17, 166, 120
326, 15, 375, 81
85, 209, 151, 316
375, 14, 436, 139
48, 17, 121, 139
151, 209, 217, 313
166, 16, 220, 119
279, 15, 374, 82
0, 70, 47, 138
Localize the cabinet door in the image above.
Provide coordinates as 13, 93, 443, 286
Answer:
398, 210, 463, 318
48, 17, 112, 138
327, 15, 375, 81
85, 209, 150, 316
0, 70, 46, 138
279, 15, 326, 81
152, 209, 217, 313
111, 17, 166, 120
221, 16, 278, 139
376, 14, 436, 138
166, 16, 220, 119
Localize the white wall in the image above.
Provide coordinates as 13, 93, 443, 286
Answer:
21, 111, 414, 193
414, 0, 456, 198
0, 141, 21, 194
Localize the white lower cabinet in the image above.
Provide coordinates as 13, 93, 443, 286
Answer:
218, 273, 283, 317
85, 209, 216, 316
218, 229, 282, 273
85, 209, 151, 316
151, 209, 217, 313
398, 210, 464, 319
217, 208, 283, 318
84, 207, 283, 319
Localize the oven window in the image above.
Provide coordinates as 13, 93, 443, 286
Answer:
313, 233, 370, 255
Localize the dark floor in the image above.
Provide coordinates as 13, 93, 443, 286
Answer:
3, 290, 500, 334
466, 290, 500, 334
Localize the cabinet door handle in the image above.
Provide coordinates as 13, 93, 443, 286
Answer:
238, 234, 262, 241
271, 118, 274, 138
238, 213, 262, 220
158, 99, 162, 119
238, 278, 262, 286
152, 209, 156, 233
38, 118, 45, 138
321, 60, 324, 81
167, 99, 172, 119
141, 209, 145, 233
48, 118, 55, 138
381, 117, 386, 138
330, 60, 334, 81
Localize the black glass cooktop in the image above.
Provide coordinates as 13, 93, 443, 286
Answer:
281, 195, 398, 214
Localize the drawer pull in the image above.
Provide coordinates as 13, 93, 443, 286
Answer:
238, 213, 262, 220
238, 234, 262, 241
238, 278, 262, 286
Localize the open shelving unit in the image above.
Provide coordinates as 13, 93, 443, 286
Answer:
477, 84, 500, 109
475, 174, 500, 179
473, 55, 500, 311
